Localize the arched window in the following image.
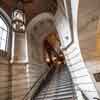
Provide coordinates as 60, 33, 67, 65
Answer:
0, 15, 9, 51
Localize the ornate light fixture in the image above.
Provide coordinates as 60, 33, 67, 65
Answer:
12, 0, 25, 33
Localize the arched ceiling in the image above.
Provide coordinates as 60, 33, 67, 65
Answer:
0, 0, 57, 22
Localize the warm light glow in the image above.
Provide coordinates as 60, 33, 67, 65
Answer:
96, 18, 100, 54
52, 56, 57, 61
58, 61, 62, 65
59, 54, 63, 57
46, 58, 50, 63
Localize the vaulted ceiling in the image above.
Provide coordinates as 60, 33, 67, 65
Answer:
0, 0, 57, 22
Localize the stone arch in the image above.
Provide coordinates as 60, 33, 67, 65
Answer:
0, 8, 11, 26
27, 13, 58, 63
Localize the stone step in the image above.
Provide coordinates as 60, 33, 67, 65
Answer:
40, 84, 73, 92
33, 65, 75, 100
35, 94, 73, 100
38, 87, 73, 95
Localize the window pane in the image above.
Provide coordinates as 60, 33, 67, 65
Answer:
1, 39, 6, 50
2, 30, 7, 40
0, 17, 7, 30
0, 16, 8, 51
0, 28, 2, 38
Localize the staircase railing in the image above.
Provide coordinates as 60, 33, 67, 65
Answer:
93, 97, 100, 100
78, 87, 100, 100
64, 64, 77, 99
65, 48, 100, 100
65, 60, 90, 100
78, 87, 89, 100
65, 51, 81, 99
22, 66, 51, 100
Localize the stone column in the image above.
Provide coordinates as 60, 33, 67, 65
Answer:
10, 8, 29, 100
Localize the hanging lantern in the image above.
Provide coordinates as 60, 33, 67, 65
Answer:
12, 0, 25, 33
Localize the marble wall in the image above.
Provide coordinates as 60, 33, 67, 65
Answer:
0, 58, 9, 100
